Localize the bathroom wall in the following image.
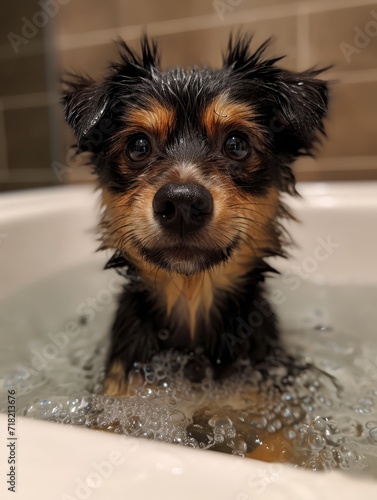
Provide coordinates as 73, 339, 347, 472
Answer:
1, 0, 376, 190
0, 1, 57, 190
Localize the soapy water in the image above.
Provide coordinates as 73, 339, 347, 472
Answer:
1, 261, 377, 476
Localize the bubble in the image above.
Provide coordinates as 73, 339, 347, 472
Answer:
284, 429, 296, 440
125, 416, 143, 433
187, 423, 213, 447
272, 419, 282, 430
149, 419, 161, 431
314, 325, 333, 332
312, 417, 328, 432
351, 405, 372, 415
369, 428, 377, 442
158, 379, 169, 389
214, 433, 225, 444
366, 421, 377, 429
308, 432, 326, 450
57, 409, 67, 420
249, 416, 268, 429
208, 414, 233, 429
230, 437, 247, 454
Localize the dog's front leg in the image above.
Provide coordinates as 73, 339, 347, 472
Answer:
102, 287, 161, 395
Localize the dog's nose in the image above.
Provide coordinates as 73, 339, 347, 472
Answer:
153, 183, 213, 236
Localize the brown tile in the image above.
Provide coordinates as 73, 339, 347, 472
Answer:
309, 5, 377, 71
56, 0, 120, 36
0, 180, 57, 192
317, 81, 377, 157
296, 170, 377, 182
155, 17, 298, 71
0, 104, 7, 169
1, 1, 43, 40
295, 157, 377, 182
58, 42, 120, 78
119, 0, 214, 25
4, 105, 51, 171
240, 0, 296, 5
57, 0, 214, 34
0, 53, 47, 96
122, 0, 290, 26
0, 39, 45, 62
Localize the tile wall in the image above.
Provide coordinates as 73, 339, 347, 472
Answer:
1, 0, 377, 190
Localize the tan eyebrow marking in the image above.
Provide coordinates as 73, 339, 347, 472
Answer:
125, 99, 175, 140
109, 99, 175, 156
201, 94, 265, 149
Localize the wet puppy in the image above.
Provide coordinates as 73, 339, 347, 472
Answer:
62, 34, 328, 395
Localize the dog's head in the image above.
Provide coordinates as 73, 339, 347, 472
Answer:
63, 35, 328, 278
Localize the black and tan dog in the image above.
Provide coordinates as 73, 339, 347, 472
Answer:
63, 35, 328, 397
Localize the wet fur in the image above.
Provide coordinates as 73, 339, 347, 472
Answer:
62, 35, 328, 392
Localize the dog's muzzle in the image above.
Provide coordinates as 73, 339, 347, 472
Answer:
153, 183, 213, 237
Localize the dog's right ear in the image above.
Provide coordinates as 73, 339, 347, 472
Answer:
62, 76, 116, 154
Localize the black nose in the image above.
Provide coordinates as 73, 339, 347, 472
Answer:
153, 183, 213, 236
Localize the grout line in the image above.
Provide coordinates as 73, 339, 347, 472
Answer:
300, 0, 377, 15
327, 68, 377, 84
0, 100, 8, 173
56, 0, 377, 52
298, 156, 377, 170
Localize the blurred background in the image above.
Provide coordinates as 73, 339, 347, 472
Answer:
0, 0, 376, 191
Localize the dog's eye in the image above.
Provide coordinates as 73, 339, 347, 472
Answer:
223, 134, 250, 161
126, 135, 151, 162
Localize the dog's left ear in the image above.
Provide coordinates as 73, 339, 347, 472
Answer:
62, 35, 160, 154
224, 35, 329, 157
62, 77, 115, 154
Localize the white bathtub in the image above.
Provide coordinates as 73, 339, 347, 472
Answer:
0, 183, 376, 499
